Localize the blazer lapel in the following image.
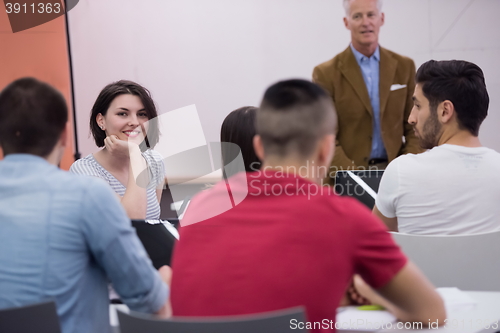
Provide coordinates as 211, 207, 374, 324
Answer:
338, 47, 373, 116
379, 47, 398, 119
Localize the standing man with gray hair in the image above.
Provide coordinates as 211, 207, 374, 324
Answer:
313, 0, 422, 181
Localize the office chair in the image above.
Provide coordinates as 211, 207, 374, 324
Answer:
0, 301, 61, 333
391, 230, 500, 291
117, 306, 307, 333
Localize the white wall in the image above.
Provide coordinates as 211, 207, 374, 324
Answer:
68, 0, 500, 160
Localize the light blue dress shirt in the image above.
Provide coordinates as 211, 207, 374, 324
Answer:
350, 44, 387, 160
0, 154, 168, 333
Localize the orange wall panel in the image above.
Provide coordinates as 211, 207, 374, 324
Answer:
0, 8, 75, 169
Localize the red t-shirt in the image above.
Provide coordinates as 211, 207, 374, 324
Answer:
171, 171, 407, 332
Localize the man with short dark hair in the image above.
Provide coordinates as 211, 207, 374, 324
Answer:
374, 60, 500, 234
0, 78, 171, 333
170, 79, 445, 332
313, 0, 422, 178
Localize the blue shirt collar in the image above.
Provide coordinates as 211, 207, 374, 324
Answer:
3, 153, 52, 164
350, 44, 380, 62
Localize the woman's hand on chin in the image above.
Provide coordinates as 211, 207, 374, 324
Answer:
104, 135, 141, 158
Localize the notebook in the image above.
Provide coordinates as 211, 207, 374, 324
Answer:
131, 219, 179, 269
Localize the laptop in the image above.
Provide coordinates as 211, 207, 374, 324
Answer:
131, 219, 179, 269
334, 170, 384, 209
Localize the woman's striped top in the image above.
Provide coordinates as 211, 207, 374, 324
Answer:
69, 149, 165, 219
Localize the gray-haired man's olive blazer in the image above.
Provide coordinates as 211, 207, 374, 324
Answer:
313, 46, 423, 177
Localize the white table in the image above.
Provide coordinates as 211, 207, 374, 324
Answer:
110, 291, 500, 333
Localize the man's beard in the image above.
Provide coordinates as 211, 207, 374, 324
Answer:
416, 107, 442, 150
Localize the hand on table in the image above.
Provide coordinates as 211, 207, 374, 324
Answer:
351, 274, 390, 308
156, 265, 173, 318
340, 275, 372, 306
158, 265, 172, 286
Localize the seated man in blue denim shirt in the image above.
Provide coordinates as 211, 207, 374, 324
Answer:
0, 78, 170, 333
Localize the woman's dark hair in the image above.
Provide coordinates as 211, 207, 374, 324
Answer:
90, 80, 160, 150
0, 77, 67, 157
220, 106, 261, 179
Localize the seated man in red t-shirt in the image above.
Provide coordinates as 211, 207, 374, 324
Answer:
170, 79, 445, 332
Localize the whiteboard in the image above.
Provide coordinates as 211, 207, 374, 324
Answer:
67, 0, 500, 165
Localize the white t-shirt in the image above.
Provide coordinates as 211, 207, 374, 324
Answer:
375, 144, 500, 235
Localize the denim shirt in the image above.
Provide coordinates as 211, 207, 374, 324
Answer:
0, 154, 168, 333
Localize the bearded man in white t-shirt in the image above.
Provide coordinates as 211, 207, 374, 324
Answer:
373, 59, 500, 235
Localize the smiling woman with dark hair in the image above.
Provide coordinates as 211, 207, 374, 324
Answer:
70, 80, 165, 220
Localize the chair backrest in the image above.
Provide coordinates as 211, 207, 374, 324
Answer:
391, 230, 500, 291
118, 307, 308, 333
0, 301, 61, 333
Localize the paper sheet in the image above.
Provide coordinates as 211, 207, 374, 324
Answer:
436, 287, 477, 313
